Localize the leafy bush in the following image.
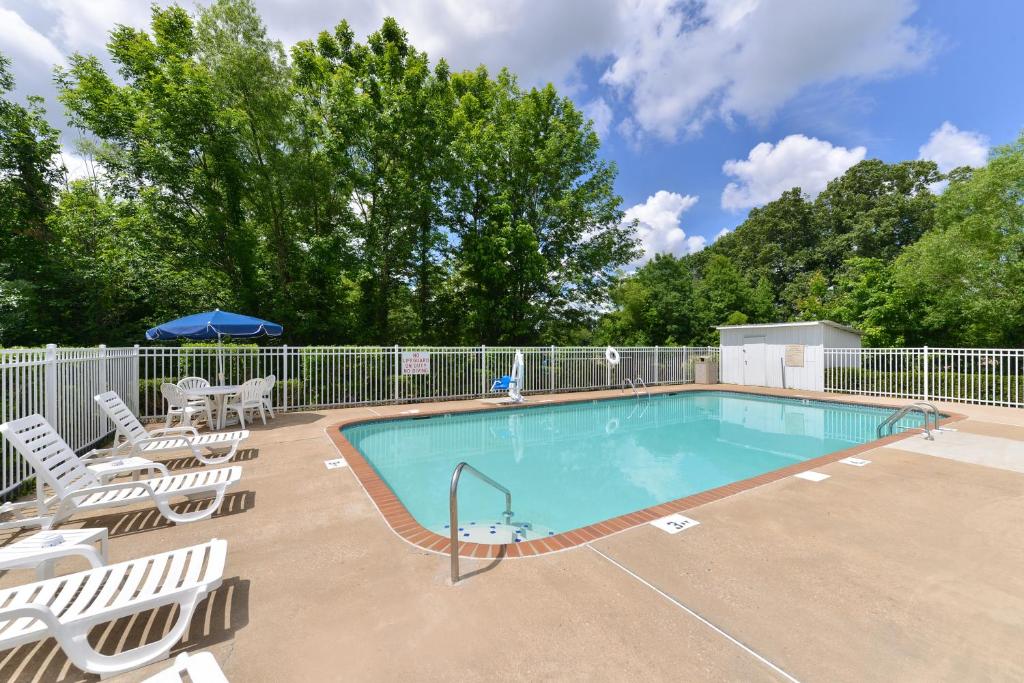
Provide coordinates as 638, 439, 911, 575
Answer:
826, 368, 1024, 404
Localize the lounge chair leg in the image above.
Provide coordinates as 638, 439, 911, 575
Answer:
154, 486, 227, 524
58, 591, 204, 676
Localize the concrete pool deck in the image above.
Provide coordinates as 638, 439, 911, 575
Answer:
1, 385, 1022, 681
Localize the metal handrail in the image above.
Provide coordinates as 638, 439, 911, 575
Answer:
877, 404, 934, 440
634, 377, 649, 396
621, 378, 637, 396
911, 401, 941, 432
450, 462, 513, 584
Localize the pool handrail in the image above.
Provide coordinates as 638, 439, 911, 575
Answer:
910, 401, 941, 432
449, 462, 513, 584
877, 403, 934, 440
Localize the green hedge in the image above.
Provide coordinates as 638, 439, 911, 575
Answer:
826, 368, 1024, 404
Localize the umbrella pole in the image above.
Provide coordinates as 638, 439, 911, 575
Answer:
217, 333, 224, 385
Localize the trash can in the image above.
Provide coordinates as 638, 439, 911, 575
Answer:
694, 357, 719, 384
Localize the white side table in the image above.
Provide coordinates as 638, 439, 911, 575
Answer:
0, 528, 109, 579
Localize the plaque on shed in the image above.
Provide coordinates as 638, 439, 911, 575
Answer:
784, 344, 805, 367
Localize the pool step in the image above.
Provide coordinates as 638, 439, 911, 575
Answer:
436, 520, 557, 545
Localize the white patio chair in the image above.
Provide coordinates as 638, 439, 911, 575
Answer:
95, 391, 248, 465
144, 651, 229, 683
161, 383, 205, 428
224, 379, 266, 429
0, 539, 226, 677
178, 376, 216, 425
261, 374, 276, 418
0, 414, 242, 529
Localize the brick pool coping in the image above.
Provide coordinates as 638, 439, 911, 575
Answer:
327, 386, 966, 559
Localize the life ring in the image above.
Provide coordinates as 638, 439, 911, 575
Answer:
605, 346, 621, 366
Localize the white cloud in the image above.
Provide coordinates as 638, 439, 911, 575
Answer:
582, 98, 613, 138
0, 7, 65, 67
623, 190, 702, 266
38, 0, 151, 53
0, 0, 932, 147
721, 134, 866, 211
918, 121, 989, 173
602, 0, 932, 141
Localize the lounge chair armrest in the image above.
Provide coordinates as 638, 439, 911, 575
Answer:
0, 603, 62, 631
131, 435, 201, 457
149, 426, 199, 438
81, 448, 114, 461
68, 479, 157, 500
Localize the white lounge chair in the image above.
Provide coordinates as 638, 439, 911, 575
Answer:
0, 414, 242, 529
95, 391, 248, 466
144, 651, 229, 683
0, 539, 226, 677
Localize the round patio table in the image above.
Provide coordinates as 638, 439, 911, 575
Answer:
184, 385, 239, 430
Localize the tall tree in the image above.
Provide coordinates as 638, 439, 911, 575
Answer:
0, 53, 66, 343
446, 69, 638, 344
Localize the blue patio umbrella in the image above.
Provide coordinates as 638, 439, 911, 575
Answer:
146, 309, 283, 384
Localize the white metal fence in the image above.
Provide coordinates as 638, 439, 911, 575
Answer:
8, 342, 1022, 501
1, 345, 138, 497
137, 345, 718, 418
825, 347, 1024, 408
2, 344, 716, 498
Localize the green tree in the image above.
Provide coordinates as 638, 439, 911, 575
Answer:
889, 135, 1022, 346
0, 52, 66, 343
446, 69, 637, 344
598, 254, 696, 345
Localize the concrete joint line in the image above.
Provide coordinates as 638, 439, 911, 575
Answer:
588, 545, 801, 683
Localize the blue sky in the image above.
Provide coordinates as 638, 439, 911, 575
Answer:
1, 0, 1020, 263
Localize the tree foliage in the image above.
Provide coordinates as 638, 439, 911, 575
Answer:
0, 0, 636, 346
0, 0, 1020, 350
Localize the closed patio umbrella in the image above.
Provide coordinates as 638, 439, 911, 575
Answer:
145, 309, 283, 384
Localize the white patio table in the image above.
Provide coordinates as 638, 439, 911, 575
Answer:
0, 528, 108, 579
184, 385, 240, 430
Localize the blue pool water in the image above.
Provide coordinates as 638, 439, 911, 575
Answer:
343, 392, 925, 540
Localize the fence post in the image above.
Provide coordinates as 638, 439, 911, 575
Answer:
394, 345, 400, 404
550, 345, 555, 393
44, 344, 58, 430
282, 345, 289, 412
98, 344, 108, 394
97, 345, 107, 433
654, 346, 659, 385
922, 345, 929, 402
480, 345, 487, 397
132, 344, 140, 414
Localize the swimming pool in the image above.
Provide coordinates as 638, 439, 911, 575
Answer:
342, 392, 926, 544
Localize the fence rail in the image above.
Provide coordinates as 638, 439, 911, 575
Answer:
2, 344, 716, 499
137, 345, 718, 419
7, 342, 1021, 503
825, 347, 1024, 408
1, 345, 138, 498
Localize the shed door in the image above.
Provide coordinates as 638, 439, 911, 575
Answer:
742, 336, 767, 386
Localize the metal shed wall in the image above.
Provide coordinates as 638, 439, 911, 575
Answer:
719, 322, 861, 391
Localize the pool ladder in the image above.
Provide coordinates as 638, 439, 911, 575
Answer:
449, 462, 512, 584
621, 378, 649, 398
876, 401, 940, 440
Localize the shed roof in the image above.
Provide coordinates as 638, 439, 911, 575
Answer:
715, 320, 863, 335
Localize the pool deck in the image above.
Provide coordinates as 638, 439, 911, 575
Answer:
2, 384, 1024, 681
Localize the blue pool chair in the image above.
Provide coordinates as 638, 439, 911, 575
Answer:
490, 375, 512, 392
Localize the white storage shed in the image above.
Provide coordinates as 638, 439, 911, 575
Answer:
717, 321, 862, 391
